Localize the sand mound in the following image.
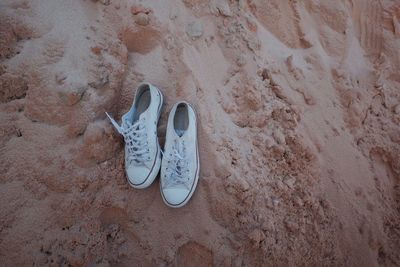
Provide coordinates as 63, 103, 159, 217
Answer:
1, 0, 400, 266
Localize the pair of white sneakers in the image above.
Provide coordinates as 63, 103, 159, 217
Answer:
106, 83, 199, 208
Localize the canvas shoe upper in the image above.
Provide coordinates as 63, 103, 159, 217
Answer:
160, 102, 200, 208
106, 83, 163, 189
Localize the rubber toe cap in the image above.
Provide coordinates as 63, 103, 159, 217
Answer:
126, 165, 150, 187
162, 188, 190, 207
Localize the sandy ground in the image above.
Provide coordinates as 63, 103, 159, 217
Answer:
1, 0, 400, 266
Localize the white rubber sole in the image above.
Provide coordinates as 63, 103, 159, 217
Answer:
126, 86, 164, 189
160, 103, 200, 208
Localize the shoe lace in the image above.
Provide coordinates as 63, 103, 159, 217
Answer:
163, 139, 190, 189
106, 112, 150, 164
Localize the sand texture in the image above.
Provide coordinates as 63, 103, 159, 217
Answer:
1, 0, 400, 266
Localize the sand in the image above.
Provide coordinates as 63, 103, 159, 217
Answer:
0, 0, 400, 266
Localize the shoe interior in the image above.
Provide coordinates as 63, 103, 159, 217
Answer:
174, 103, 189, 137
132, 84, 151, 123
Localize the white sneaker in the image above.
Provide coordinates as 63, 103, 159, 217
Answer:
106, 83, 163, 189
160, 102, 200, 208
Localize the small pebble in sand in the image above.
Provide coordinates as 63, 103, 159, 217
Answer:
130, 5, 151, 15
186, 21, 203, 39
246, 16, 258, 32
169, 9, 178, 20
236, 54, 246, 67
55, 72, 67, 85
210, 0, 233, 17
248, 229, 265, 247
91, 46, 102, 55
304, 92, 316, 105
261, 220, 275, 232
99, 0, 110, 6
283, 175, 296, 189
134, 13, 150, 26
265, 136, 274, 148
164, 36, 175, 50
284, 219, 299, 232
273, 129, 286, 145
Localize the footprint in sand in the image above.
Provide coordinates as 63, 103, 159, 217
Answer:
119, 26, 161, 54
176, 241, 213, 267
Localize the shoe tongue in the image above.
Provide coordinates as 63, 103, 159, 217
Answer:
139, 111, 147, 121
127, 110, 147, 128
122, 120, 131, 129
175, 129, 185, 137
174, 138, 185, 158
